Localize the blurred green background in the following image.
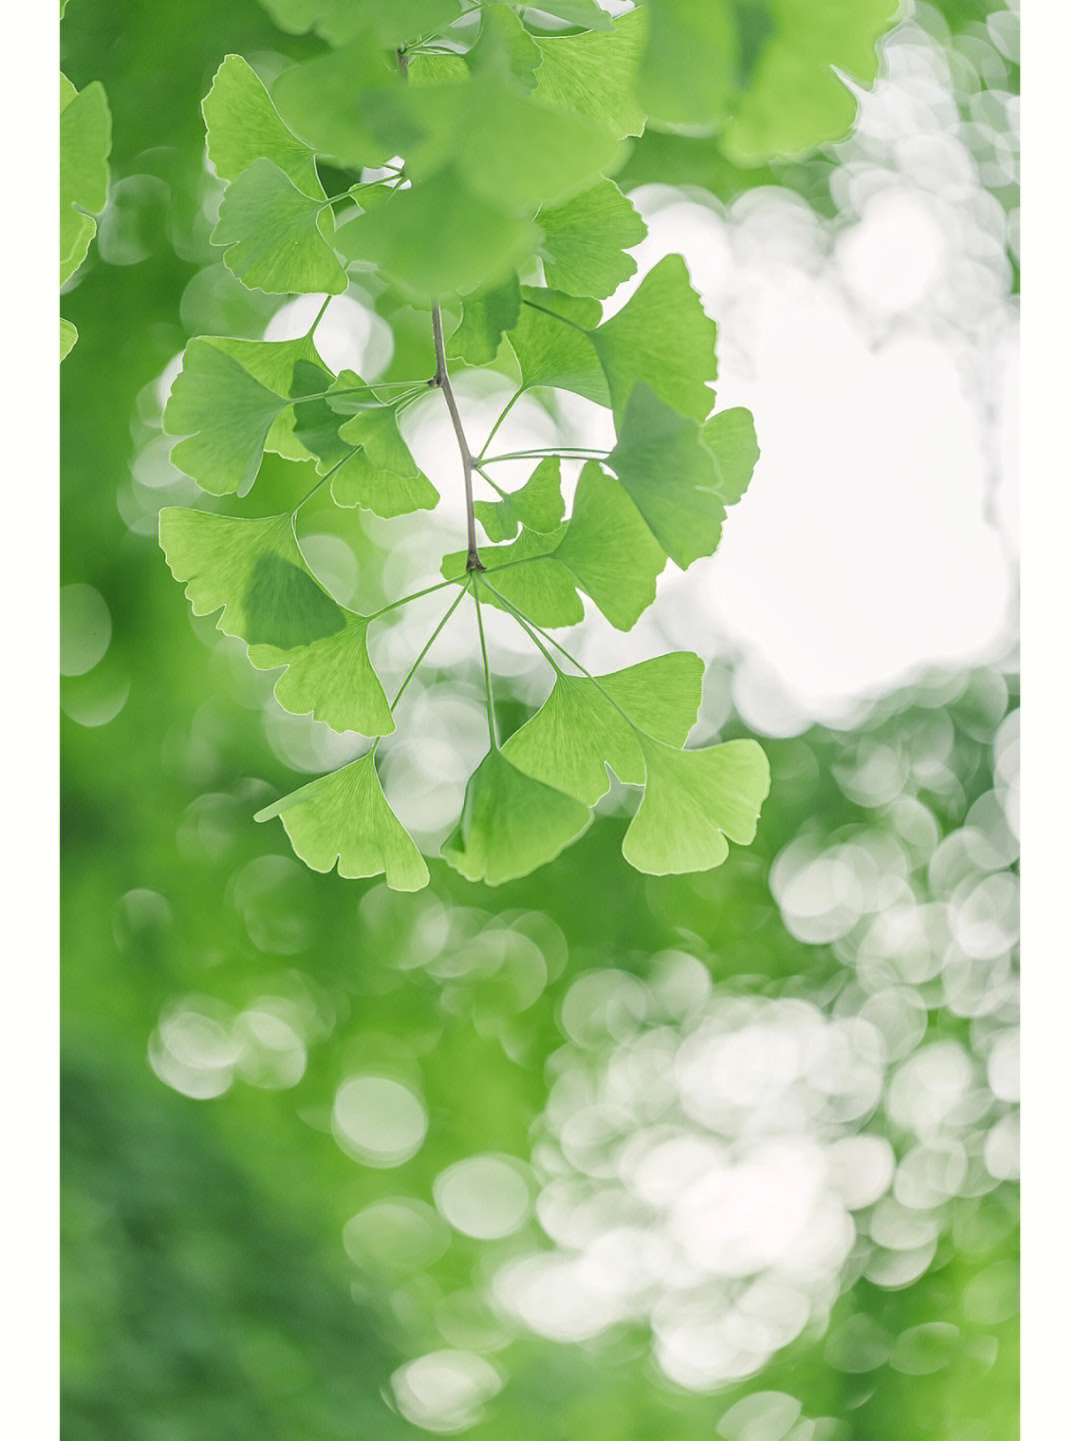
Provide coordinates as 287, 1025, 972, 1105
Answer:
61, 2, 1018, 1438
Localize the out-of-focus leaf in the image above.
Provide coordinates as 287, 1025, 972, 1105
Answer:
61, 77, 111, 284
449, 275, 521, 366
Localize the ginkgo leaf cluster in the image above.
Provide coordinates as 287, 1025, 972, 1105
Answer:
157, 0, 900, 888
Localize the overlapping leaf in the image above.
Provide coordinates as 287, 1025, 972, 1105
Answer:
538, 181, 646, 300
256, 754, 429, 890
211, 159, 347, 295
203, 55, 323, 198
61, 75, 111, 286
474, 457, 564, 543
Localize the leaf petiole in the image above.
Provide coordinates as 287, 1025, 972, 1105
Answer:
471, 574, 499, 746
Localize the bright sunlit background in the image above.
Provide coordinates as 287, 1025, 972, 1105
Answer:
61, 2, 1018, 1438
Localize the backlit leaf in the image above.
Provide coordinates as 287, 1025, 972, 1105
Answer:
556, 461, 666, 629
271, 35, 397, 170
444, 526, 583, 630
203, 55, 323, 199
331, 406, 439, 518
256, 753, 429, 890
592, 255, 717, 424
449, 276, 521, 367
531, 6, 646, 138
441, 748, 591, 885
539, 180, 646, 300
636, 0, 740, 127
212, 158, 347, 295
503, 653, 704, 804
474, 457, 564, 543
622, 737, 771, 875
508, 289, 609, 405
249, 612, 394, 736
701, 405, 760, 506
608, 383, 725, 569
61, 317, 78, 361
61, 76, 111, 284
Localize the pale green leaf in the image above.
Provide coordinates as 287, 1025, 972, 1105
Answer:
701, 405, 760, 506
60, 76, 111, 284
503, 652, 704, 804
204, 334, 334, 464
163, 338, 291, 496
256, 753, 429, 890
556, 461, 666, 629
531, 6, 646, 138
592, 255, 717, 424
60, 317, 78, 361
212, 158, 347, 295
443, 526, 583, 630
366, 71, 626, 213
469, 5, 541, 86
449, 275, 521, 367
331, 406, 439, 518
474, 456, 564, 543
530, 1, 614, 30
158, 508, 345, 650
249, 611, 394, 736
441, 748, 591, 885
636, 0, 740, 127
203, 55, 323, 199
723, 0, 900, 165
539, 181, 646, 300
271, 35, 397, 170
608, 383, 725, 569
336, 167, 539, 299
508, 289, 609, 405
622, 737, 771, 875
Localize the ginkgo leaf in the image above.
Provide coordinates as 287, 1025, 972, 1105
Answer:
635, 0, 740, 127
508, 289, 609, 405
468, 4, 542, 86
163, 338, 291, 496
608, 383, 725, 569
61, 76, 111, 284
701, 405, 760, 506
211, 158, 347, 295
722, 0, 900, 165
531, 6, 646, 138
503, 652, 704, 804
592, 255, 717, 424
474, 457, 564, 543
330, 407, 439, 518
441, 748, 591, 886
444, 526, 583, 630
61, 317, 78, 361
365, 70, 626, 214
539, 181, 646, 299
203, 55, 323, 200
271, 34, 398, 170
201, 334, 334, 464
249, 612, 394, 736
256, 753, 429, 890
158, 508, 344, 651
622, 736, 771, 875
530, 0, 614, 30
336, 168, 539, 299
555, 461, 666, 629
449, 276, 521, 367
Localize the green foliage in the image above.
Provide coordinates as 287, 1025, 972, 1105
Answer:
155, 0, 905, 888
60, 47, 111, 358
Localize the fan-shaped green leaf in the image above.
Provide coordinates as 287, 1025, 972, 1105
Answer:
330, 407, 439, 518
336, 167, 539, 299
163, 338, 293, 495
443, 527, 583, 630
636, 0, 740, 127
475, 457, 564, 543
622, 736, 770, 875
608, 383, 725, 569
256, 753, 429, 890
158, 508, 344, 651
531, 6, 646, 138
556, 461, 666, 629
271, 35, 397, 170
592, 255, 717, 424
503, 652, 704, 804
61, 77, 111, 284
203, 55, 323, 200
539, 180, 646, 300
508, 289, 609, 404
212, 159, 347, 295
449, 276, 521, 367
701, 405, 760, 506
249, 612, 394, 736
60, 317, 78, 361
469, 5, 542, 86
441, 748, 591, 886
722, 0, 900, 164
